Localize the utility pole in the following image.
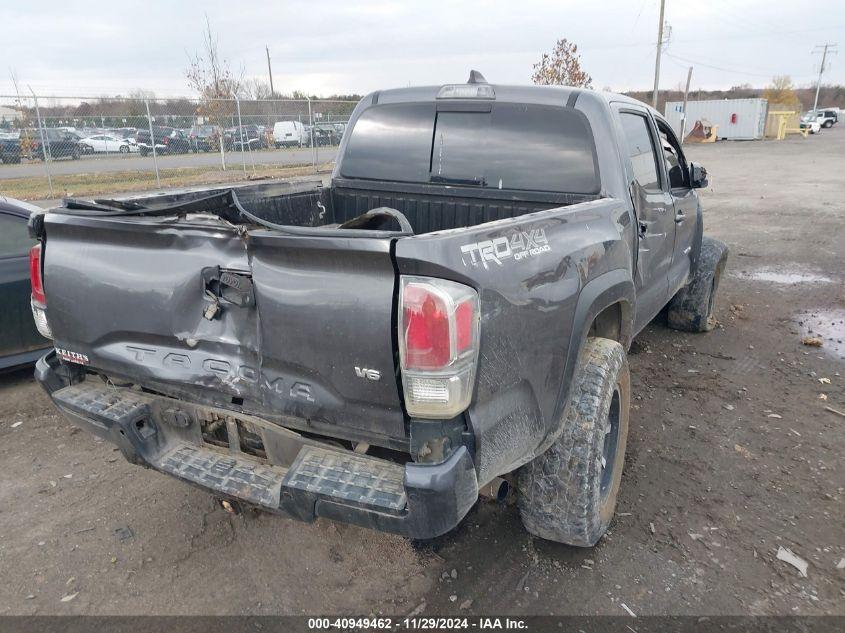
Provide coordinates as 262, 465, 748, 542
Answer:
680, 66, 693, 142
652, 0, 666, 109
812, 43, 837, 112
266, 45, 275, 96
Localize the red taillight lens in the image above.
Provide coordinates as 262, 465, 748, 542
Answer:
400, 277, 479, 371
399, 276, 480, 418
29, 244, 45, 305
403, 285, 451, 370
455, 300, 474, 353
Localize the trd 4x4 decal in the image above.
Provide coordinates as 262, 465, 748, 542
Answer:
460, 228, 550, 268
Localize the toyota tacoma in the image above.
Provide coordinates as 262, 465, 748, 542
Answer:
29, 74, 727, 546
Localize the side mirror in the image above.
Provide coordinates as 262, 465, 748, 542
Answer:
690, 162, 709, 189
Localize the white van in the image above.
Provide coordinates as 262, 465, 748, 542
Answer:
273, 121, 309, 148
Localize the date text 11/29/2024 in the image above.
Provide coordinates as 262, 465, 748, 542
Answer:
307, 617, 528, 629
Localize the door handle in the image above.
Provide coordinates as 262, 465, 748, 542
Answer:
675, 212, 685, 224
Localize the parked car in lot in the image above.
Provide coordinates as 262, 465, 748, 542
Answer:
0, 197, 51, 369
800, 113, 821, 134
23, 128, 81, 160
311, 123, 340, 146
188, 125, 220, 152
0, 131, 22, 164
135, 126, 191, 156
79, 134, 136, 154
272, 121, 309, 147
820, 107, 840, 122
224, 124, 266, 151
811, 109, 837, 128
29, 76, 727, 546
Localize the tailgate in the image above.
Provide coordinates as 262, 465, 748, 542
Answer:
42, 213, 406, 442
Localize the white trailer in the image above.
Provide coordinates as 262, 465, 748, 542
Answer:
664, 98, 768, 141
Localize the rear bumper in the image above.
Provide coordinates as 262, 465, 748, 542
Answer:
35, 352, 478, 539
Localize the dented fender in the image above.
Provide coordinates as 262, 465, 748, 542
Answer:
395, 197, 636, 484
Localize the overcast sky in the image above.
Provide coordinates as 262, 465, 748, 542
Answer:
2, 0, 842, 98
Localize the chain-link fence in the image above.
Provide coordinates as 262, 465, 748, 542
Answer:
0, 94, 358, 200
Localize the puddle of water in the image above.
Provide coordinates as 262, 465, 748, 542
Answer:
733, 269, 833, 284
796, 309, 845, 362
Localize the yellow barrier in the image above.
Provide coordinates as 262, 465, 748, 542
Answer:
767, 110, 798, 140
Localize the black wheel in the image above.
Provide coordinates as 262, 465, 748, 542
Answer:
823, 121, 833, 128
518, 337, 630, 547
72, 149, 80, 160
119, 145, 129, 153
140, 148, 148, 157
667, 236, 729, 332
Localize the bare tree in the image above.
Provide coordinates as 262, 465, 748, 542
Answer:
242, 77, 274, 100
128, 89, 156, 100
185, 15, 243, 99
531, 39, 592, 88
184, 16, 243, 148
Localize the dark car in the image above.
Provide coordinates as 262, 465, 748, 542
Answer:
224, 124, 265, 151
135, 126, 191, 156
0, 132, 21, 164
23, 128, 81, 160
312, 123, 341, 146
188, 125, 220, 152
0, 197, 51, 369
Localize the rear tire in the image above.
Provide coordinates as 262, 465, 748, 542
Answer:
518, 337, 630, 547
667, 237, 729, 332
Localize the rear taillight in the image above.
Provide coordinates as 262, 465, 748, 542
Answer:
29, 244, 45, 305
399, 276, 479, 418
29, 244, 52, 339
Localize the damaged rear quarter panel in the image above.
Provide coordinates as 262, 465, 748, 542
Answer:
394, 198, 635, 484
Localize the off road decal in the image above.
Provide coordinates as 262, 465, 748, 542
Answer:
460, 228, 550, 269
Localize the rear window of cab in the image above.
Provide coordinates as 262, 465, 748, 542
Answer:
341, 102, 600, 195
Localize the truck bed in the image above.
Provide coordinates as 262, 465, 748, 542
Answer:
97, 178, 597, 235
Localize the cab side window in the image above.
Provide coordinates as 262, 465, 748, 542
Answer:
619, 112, 660, 190
656, 121, 688, 189
0, 214, 34, 258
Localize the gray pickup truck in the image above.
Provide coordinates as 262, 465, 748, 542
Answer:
29, 75, 727, 546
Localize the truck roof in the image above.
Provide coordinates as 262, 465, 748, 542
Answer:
367, 82, 660, 117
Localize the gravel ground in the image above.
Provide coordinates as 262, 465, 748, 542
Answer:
0, 127, 842, 616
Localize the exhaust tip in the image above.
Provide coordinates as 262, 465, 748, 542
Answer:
479, 477, 510, 503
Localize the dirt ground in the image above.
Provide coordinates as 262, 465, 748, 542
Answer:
0, 128, 842, 616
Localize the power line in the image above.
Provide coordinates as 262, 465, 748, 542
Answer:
574, 24, 845, 55
705, 0, 804, 44
665, 50, 813, 77
664, 52, 814, 79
